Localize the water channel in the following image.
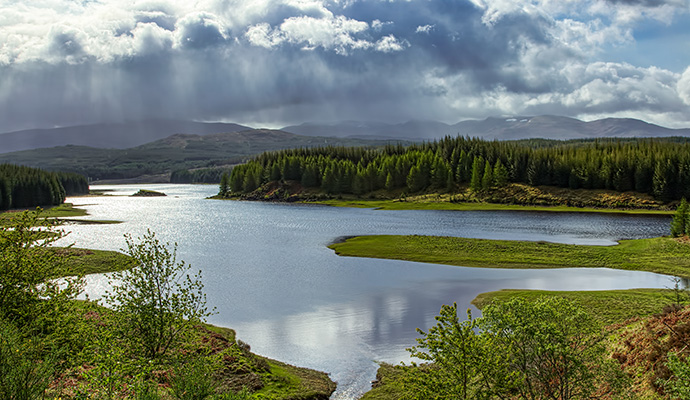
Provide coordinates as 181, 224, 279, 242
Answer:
63, 184, 674, 399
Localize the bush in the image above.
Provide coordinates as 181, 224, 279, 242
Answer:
0, 319, 57, 400
105, 230, 213, 360
405, 297, 629, 399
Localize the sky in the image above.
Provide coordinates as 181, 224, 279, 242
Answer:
1, 0, 690, 133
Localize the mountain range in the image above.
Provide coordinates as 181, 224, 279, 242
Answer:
281, 115, 690, 141
2, 115, 689, 155
0, 119, 252, 154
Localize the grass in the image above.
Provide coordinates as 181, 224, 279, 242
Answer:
58, 247, 136, 275
0, 203, 86, 222
472, 288, 676, 326
254, 359, 337, 400
314, 198, 672, 214
1, 203, 122, 225
359, 363, 409, 400
329, 235, 690, 278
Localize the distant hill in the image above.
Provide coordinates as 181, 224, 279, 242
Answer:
281, 120, 454, 140
0, 119, 252, 154
0, 129, 404, 180
452, 116, 690, 140
282, 116, 690, 140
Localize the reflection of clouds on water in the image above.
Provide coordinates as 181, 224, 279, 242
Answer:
70, 184, 674, 400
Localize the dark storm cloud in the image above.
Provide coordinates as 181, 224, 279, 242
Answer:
0, 0, 688, 132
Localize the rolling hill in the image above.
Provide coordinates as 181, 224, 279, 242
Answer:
0, 129, 403, 181
0, 119, 252, 154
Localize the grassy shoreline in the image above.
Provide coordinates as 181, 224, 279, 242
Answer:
309, 198, 673, 215
226, 181, 674, 215
328, 235, 690, 278
1, 203, 122, 225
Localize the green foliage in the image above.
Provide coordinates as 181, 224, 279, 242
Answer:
481, 160, 493, 190
169, 355, 219, 400
0, 210, 83, 330
0, 319, 57, 400
493, 159, 509, 187
227, 137, 690, 202
671, 198, 689, 237
406, 305, 486, 399
218, 172, 230, 197
0, 164, 84, 209
664, 352, 690, 399
473, 288, 676, 326
469, 156, 483, 192
79, 312, 143, 400
404, 297, 627, 400
105, 230, 213, 360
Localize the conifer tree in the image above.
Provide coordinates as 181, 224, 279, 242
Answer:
385, 172, 394, 191
218, 172, 230, 197
671, 198, 689, 237
493, 159, 509, 187
470, 157, 483, 192
481, 160, 494, 190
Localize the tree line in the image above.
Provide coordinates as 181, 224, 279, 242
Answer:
224, 137, 690, 201
0, 163, 89, 210
171, 167, 233, 184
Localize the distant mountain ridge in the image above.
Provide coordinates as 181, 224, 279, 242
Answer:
0, 119, 252, 154
2, 116, 690, 155
281, 115, 690, 141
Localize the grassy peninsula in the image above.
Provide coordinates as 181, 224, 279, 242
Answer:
329, 235, 690, 278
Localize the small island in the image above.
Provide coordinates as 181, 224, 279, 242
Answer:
131, 189, 166, 197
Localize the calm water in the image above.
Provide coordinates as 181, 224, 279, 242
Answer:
64, 184, 673, 399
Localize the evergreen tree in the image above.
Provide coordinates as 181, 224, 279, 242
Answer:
671, 198, 689, 237
407, 165, 426, 193
218, 172, 230, 197
470, 157, 483, 192
385, 172, 395, 191
481, 160, 493, 190
493, 159, 509, 187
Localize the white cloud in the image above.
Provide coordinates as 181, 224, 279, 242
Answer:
279, 15, 370, 53
375, 34, 407, 53
415, 24, 434, 34
678, 66, 690, 105
372, 19, 393, 31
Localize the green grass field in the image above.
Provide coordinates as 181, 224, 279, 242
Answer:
314, 198, 673, 214
329, 235, 690, 278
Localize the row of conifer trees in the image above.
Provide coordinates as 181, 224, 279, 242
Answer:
225, 137, 690, 201
0, 164, 89, 210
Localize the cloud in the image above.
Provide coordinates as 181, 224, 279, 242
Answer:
174, 12, 228, 49
415, 24, 434, 34
0, 0, 688, 133
679, 67, 690, 106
